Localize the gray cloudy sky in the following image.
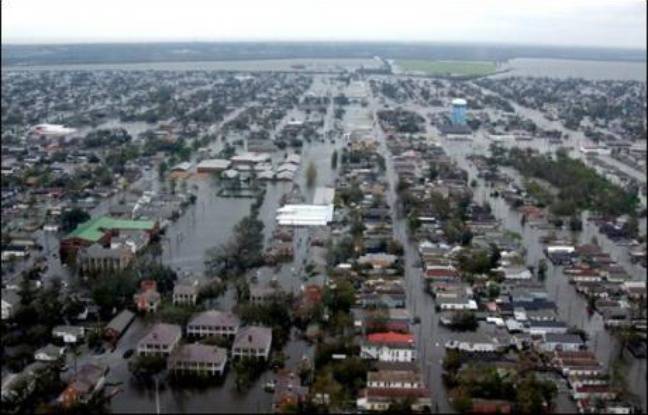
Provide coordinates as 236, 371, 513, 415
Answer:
2, 0, 646, 48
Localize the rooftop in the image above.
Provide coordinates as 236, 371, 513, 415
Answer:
66, 216, 156, 242
367, 332, 414, 345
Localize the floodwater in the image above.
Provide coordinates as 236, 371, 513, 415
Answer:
492, 58, 647, 82
106, 77, 344, 413
7, 69, 645, 412
3, 58, 381, 73
446, 138, 647, 411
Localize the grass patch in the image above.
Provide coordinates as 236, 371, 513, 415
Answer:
397, 60, 497, 77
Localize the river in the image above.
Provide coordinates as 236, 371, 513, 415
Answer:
492, 58, 647, 82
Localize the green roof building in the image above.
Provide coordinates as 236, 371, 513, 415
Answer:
60, 216, 158, 260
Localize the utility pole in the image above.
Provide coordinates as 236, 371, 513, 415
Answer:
155, 375, 160, 415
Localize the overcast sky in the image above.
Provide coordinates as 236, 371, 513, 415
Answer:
2, 0, 646, 48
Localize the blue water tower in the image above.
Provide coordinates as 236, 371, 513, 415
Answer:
451, 98, 467, 126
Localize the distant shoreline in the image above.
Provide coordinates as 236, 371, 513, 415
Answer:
2, 41, 645, 67
2, 57, 645, 83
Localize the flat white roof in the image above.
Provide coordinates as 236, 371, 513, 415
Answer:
230, 152, 271, 163
171, 161, 193, 171
197, 159, 231, 170
452, 98, 467, 106
276, 204, 334, 226
31, 124, 76, 136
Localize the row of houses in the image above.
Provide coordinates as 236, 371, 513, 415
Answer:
332, 135, 432, 412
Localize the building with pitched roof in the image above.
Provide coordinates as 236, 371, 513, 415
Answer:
187, 310, 241, 338
60, 216, 158, 260
232, 326, 272, 360
137, 323, 182, 356
168, 344, 228, 376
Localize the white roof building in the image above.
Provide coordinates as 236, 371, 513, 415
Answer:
171, 162, 193, 172
196, 159, 231, 172
30, 124, 76, 137
230, 152, 271, 165
277, 204, 334, 226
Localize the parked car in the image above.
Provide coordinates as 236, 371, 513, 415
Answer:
123, 349, 134, 359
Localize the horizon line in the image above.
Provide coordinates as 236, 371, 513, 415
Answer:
1, 38, 646, 51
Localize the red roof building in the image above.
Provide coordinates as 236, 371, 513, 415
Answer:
367, 332, 414, 346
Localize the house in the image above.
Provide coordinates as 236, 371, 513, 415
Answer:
357, 253, 398, 269
52, 325, 86, 344
186, 310, 241, 338
553, 351, 603, 377
576, 399, 632, 414
173, 280, 199, 306
572, 385, 617, 401
57, 364, 108, 408
34, 344, 66, 362
1, 363, 46, 403
540, 333, 585, 352
445, 340, 505, 353
133, 280, 161, 313
272, 370, 309, 413
232, 326, 272, 360
366, 369, 424, 389
545, 245, 575, 265
436, 295, 478, 311
170, 161, 193, 173
353, 308, 412, 334
470, 399, 513, 414
249, 285, 280, 305
1, 290, 20, 320
168, 343, 228, 376
361, 332, 416, 362
356, 387, 431, 412
622, 281, 647, 300
104, 309, 135, 346
527, 320, 568, 336
498, 265, 533, 280
137, 323, 182, 356
196, 159, 231, 173
59, 216, 158, 260
230, 152, 271, 166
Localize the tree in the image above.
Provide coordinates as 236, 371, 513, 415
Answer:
233, 358, 265, 391
331, 150, 338, 169
569, 216, 583, 232
158, 160, 168, 179
60, 208, 90, 233
128, 354, 166, 380
449, 386, 472, 413
323, 280, 355, 314
448, 311, 478, 331
306, 162, 317, 188
488, 243, 501, 269
487, 283, 500, 299
538, 259, 548, 281
515, 375, 556, 414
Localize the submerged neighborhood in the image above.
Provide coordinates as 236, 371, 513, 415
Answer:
1, 41, 647, 414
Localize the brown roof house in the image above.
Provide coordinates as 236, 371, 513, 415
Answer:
172, 280, 200, 306
272, 370, 309, 413
168, 343, 228, 376
137, 323, 182, 356
186, 310, 241, 338
133, 280, 161, 313
57, 363, 109, 408
232, 326, 272, 360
